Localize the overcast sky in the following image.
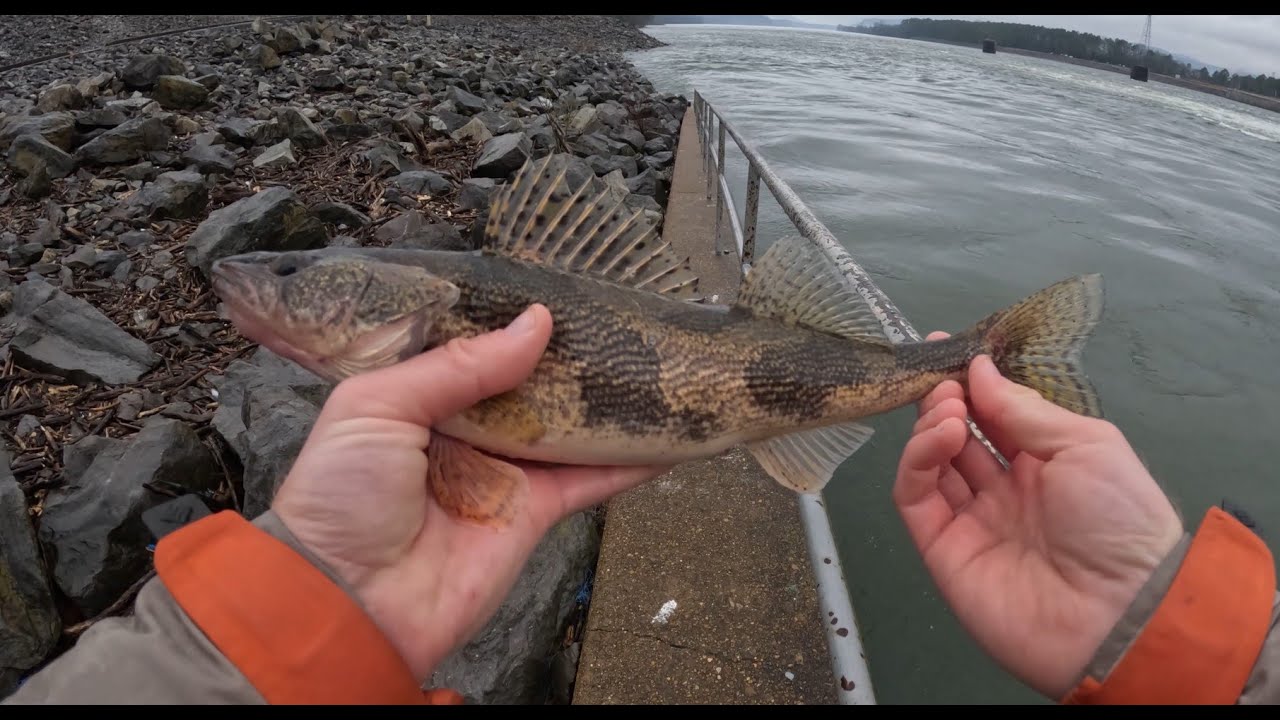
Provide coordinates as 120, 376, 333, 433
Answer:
787, 16, 1279, 76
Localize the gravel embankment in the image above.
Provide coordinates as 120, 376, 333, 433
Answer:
0, 14, 683, 704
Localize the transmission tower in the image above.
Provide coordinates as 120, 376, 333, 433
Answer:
1130, 15, 1152, 82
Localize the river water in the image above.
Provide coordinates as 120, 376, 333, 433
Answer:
628, 25, 1280, 704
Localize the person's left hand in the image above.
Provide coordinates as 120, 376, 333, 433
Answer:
270, 303, 668, 680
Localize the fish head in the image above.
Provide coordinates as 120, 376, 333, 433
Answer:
210, 250, 461, 382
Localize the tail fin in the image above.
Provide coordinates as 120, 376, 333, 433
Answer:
972, 273, 1106, 418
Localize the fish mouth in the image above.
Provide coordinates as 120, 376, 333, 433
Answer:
210, 257, 325, 372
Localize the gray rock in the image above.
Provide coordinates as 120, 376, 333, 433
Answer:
37, 419, 218, 617
118, 230, 156, 249
573, 132, 612, 158
611, 125, 646, 152
7, 278, 160, 386
120, 162, 157, 181
127, 169, 208, 220
431, 109, 470, 133
568, 105, 601, 135
374, 211, 470, 251
447, 86, 488, 114
253, 44, 281, 71
267, 27, 302, 55
185, 186, 327, 275
35, 84, 84, 113
473, 132, 531, 179
311, 201, 370, 228
180, 143, 237, 175
0, 449, 61, 696
458, 177, 495, 211
252, 139, 296, 169
387, 170, 451, 196
474, 110, 521, 136
310, 70, 345, 92
586, 154, 637, 178
237, 385, 319, 518
642, 136, 670, 154
75, 116, 171, 166
429, 511, 601, 704
217, 117, 277, 147
626, 167, 667, 204
450, 117, 492, 145
276, 107, 326, 149
121, 54, 187, 90
75, 107, 127, 130
0, 112, 75, 153
209, 350, 327, 518
152, 75, 209, 110
63, 245, 97, 270
358, 136, 415, 174
642, 151, 674, 170
393, 223, 468, 252
9, 243, 45, 267
7, 134, 75, 179
172, 115, 201, 136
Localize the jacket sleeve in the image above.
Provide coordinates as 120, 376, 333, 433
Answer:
2, 509, 464, 705
1061, 505, 1280, 705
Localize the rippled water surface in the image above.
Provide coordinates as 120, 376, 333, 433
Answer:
629, 26, 1280, 704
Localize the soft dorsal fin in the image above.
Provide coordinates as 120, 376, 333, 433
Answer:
734, 235, 891, 345
482, 155, 702, 301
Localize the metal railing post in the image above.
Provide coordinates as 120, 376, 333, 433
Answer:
744, 165, 760, 265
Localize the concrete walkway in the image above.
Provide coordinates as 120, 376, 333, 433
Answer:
571, 107, 838, 705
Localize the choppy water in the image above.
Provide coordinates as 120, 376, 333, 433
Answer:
628, 25, 1280, 704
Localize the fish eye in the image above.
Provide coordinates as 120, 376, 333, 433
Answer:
275, 261, 297, 277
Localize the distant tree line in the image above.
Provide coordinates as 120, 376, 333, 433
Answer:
841, 18, 1280, 97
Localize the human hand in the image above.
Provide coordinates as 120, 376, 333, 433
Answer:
269, 304, 669, 680
893, 333, 1184, 699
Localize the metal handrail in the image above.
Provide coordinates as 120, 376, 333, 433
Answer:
691, 89, 1011, 707
691, 90, 883, 706
691, 85, 1018, 707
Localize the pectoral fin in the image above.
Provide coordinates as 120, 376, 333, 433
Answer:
426, 432, 529, 529
745, 421, 876, 494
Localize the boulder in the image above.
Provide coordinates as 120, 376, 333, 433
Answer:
37, 419, 219, 617
429, 511, 601, 704
126, 169, 208, 220
120, 54, 186, 90
7, 278, 160, 386
0, 450, 61, 696
184, 186, 327, 276
74, 116, 171, 166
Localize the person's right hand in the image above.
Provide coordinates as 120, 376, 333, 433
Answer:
893, 335, 1185, 700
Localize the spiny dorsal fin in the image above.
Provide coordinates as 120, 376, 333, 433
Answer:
482, 154, 703, 301
735, 235, 890, 345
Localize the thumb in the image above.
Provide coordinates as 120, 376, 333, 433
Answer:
324, 304, 553, 428
967, 354, 1098, 461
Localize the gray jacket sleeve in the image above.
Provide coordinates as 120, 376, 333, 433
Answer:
1, 511, 349, 705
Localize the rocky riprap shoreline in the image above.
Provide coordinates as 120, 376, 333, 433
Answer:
0, 14, 684, 704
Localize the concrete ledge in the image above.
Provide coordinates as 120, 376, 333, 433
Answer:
571, 107, 837, 705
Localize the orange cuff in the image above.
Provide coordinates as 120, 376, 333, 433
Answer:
154, 510, 463, 705
1062, 506, 1276, 705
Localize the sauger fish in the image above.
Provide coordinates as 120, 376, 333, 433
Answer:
209, 155, 1106, 529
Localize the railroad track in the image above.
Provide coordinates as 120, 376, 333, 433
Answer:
0, 15, 322, 75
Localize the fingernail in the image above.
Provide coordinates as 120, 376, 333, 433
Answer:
506, 306, 537, 336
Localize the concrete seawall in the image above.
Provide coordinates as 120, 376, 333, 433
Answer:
570, 106, 842, 705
